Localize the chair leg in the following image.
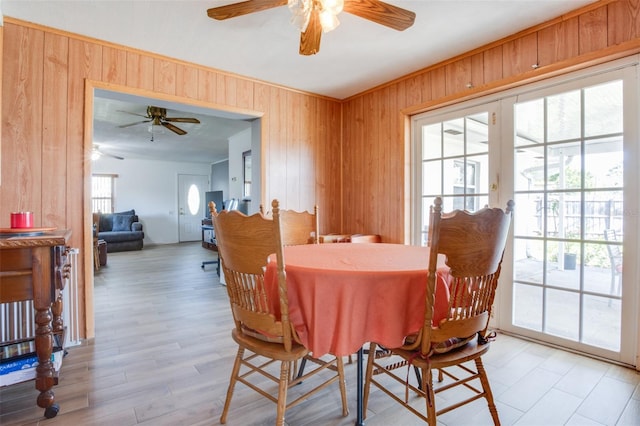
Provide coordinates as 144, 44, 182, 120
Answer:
220, 347, 244, 424
475, 357, 500, 426
362, 342, 377, 418
336, 356, 349, 416
275, 361, 291, 426
424, 366, 437, 426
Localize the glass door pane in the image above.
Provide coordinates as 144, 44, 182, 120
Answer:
512, 79, 624, 353
415, 109, 494, 245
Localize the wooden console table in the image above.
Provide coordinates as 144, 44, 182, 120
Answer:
0, 229, 71, 419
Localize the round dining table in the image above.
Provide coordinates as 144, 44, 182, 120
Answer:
265, 243, 449, 425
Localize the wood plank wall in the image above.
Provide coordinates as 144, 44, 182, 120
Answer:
1, 0, 638, 340
0, 19, 342, 339
341, 0, 640, 243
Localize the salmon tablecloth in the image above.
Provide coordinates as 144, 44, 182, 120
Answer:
265, 243, 449, 357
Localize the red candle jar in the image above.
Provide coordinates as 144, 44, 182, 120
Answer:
10, 212, 34, 228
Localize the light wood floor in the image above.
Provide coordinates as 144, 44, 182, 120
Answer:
1, 242, 639, 425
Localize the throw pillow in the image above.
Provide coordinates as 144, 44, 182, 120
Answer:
99, 214, 112, 232
112, 214, 135, 232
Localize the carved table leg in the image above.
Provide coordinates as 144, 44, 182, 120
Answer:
32, 248, 59, 418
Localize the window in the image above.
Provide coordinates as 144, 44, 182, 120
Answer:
243, 150, 252, 198
413, 107, 494, 246
92, 174, 117, 213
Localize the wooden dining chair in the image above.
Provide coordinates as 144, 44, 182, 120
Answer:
363, 196, 514, 425
279, 205, 320, 245
210, 200, 348, 426
259, 203, 319, 245
319, 234, 351, 243
349, 233, 382, 243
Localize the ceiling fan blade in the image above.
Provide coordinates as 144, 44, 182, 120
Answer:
162, 122, 187, 136
105, 152, 125, 160
119, 119, 151, 128
343, 0, 416, 31
164, 117, 201, 124
93, 145, 124, 160
299, 8, 322, 56
207, 0, 288, 20
117, 109, 150, 118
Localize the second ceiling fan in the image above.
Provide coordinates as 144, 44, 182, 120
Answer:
119, 106, 201, 136
207, 0, 416, 55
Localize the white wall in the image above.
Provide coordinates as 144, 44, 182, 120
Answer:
228, 128, 252, 199
93, 157, 211, 245
210, 160, 229, 197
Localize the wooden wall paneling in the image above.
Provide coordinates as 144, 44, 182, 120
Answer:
607, 0, 640, 46
419, 72, 432, 106
360, 91, 379, 234
222, 75, 237, 106
126, 52, 154, 90
314, 98, 328, 232
349, 94, 369, 233
376, 86, 394, 240
236, 78, 254, 110
285, 91, 302, 209
578, 5, 608, 54
470, 52, 484, 89
483, 45, 503, 85
405, 75, 424, 107
68, 38, 103, 339
101, 45, 127, 85
341, 97, 360, 234
253, 82, 270, 208
502, 32, 538, 77
267, 86, 287, 206
153, 58, 177, 95
430, 67, 447, 100
0, 25, 3, 185
299, 95, 315, 211
445, 57, 472, 95
196, 69, 217, 103
0, 24, 44, 226
394, 81, 409, 243
324, 100, 342, 233
41, 32, 69, 227
175, 63, 199, 99
215, 73, 227, 105
537, 17, 580, 66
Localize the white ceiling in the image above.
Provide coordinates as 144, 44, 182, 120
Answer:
2, 0, 597, 163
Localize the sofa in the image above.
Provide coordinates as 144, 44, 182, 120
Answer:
96, 209, 144, 252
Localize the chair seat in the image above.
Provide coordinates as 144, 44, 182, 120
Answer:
393, 338, 491, 369
231, 328, 310, 361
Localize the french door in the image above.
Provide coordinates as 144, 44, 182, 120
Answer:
412, 63, 638, 365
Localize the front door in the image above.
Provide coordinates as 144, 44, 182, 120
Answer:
178, 174, 208, 242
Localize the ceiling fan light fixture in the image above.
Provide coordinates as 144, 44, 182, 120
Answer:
91, 149, 102, 161
322, 0, 343, 15
289, 0, 342, 34
319, 9, 340, 33
288, 0, 312, 31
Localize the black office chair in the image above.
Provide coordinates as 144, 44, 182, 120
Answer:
201, 225, 220, 275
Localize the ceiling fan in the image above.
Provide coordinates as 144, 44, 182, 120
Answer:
92, 144, 124, 160
207, 0, 416, 55
119, 106, 201, 136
